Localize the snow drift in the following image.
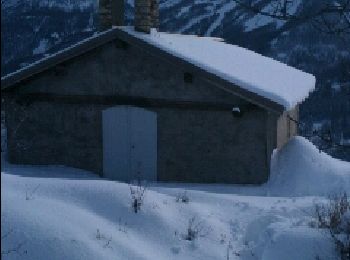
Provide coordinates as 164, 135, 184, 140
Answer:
1, 136, 349, 260
268, 136, 350, 196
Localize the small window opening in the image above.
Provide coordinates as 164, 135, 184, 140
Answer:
184, 72, 193, 84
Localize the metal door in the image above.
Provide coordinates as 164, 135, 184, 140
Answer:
102, 106, 157, 181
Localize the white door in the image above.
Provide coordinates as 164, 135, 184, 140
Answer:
102, 106, 157, 181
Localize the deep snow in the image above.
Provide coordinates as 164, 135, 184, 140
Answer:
1, 137, 349, 260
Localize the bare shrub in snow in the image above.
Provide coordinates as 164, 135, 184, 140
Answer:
129, 180, 147, 214
182, 217, 210, 241
25, 184, 40, 200
225, 240, 244, 260
315, 192, 350, 260
95, 229, 112, 249
175, 191, 190, 203
223, 232, 249, 259
226, 240, 234, 260
103, 238, 112, 249
118, 218, 128, 233
220, 233, 227, 244
1, 228, 27, 256
96, 229, 103, 240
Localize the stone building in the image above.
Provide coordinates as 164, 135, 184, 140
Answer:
1, 0, 315, 183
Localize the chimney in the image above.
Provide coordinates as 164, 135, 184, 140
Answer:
99, 0, 124, 31
135, 0, 159, 33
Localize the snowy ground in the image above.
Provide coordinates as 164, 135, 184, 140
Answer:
1, 137, 350, 260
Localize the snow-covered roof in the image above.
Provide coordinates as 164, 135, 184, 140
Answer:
2, 27, 315, 111
121, 27, 316, 110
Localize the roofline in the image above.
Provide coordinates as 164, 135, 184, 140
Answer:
1, 27, 285, 114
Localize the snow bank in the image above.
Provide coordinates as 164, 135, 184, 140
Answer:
121, 27, 315, 110
1, 166, 243, 260
242, 221, 337, 260
2, 136, 348, 259
1, 160, 340, 260
268, 136, 350, 196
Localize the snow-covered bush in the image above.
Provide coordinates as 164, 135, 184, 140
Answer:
315, 193, 350, 260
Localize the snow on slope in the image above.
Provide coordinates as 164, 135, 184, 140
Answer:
205, 1, 236, 36
1, 137, 349, 260
179, 13, 212, 33
1, 0, 20, 9
1, 0, 94, 11
122, 27, 315, 109
243, 0, 302, 32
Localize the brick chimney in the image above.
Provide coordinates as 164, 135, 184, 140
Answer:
135, 0, 159, 33
99, 0, 124, 31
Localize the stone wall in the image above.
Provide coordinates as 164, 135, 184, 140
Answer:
99, 0, 112, 31
157, 107, 268, 183
5, 99, 103, 174
134, 0, 159, 33
99, 0, 125, 31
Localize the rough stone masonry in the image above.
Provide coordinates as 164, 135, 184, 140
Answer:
135, 0, 159, 33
